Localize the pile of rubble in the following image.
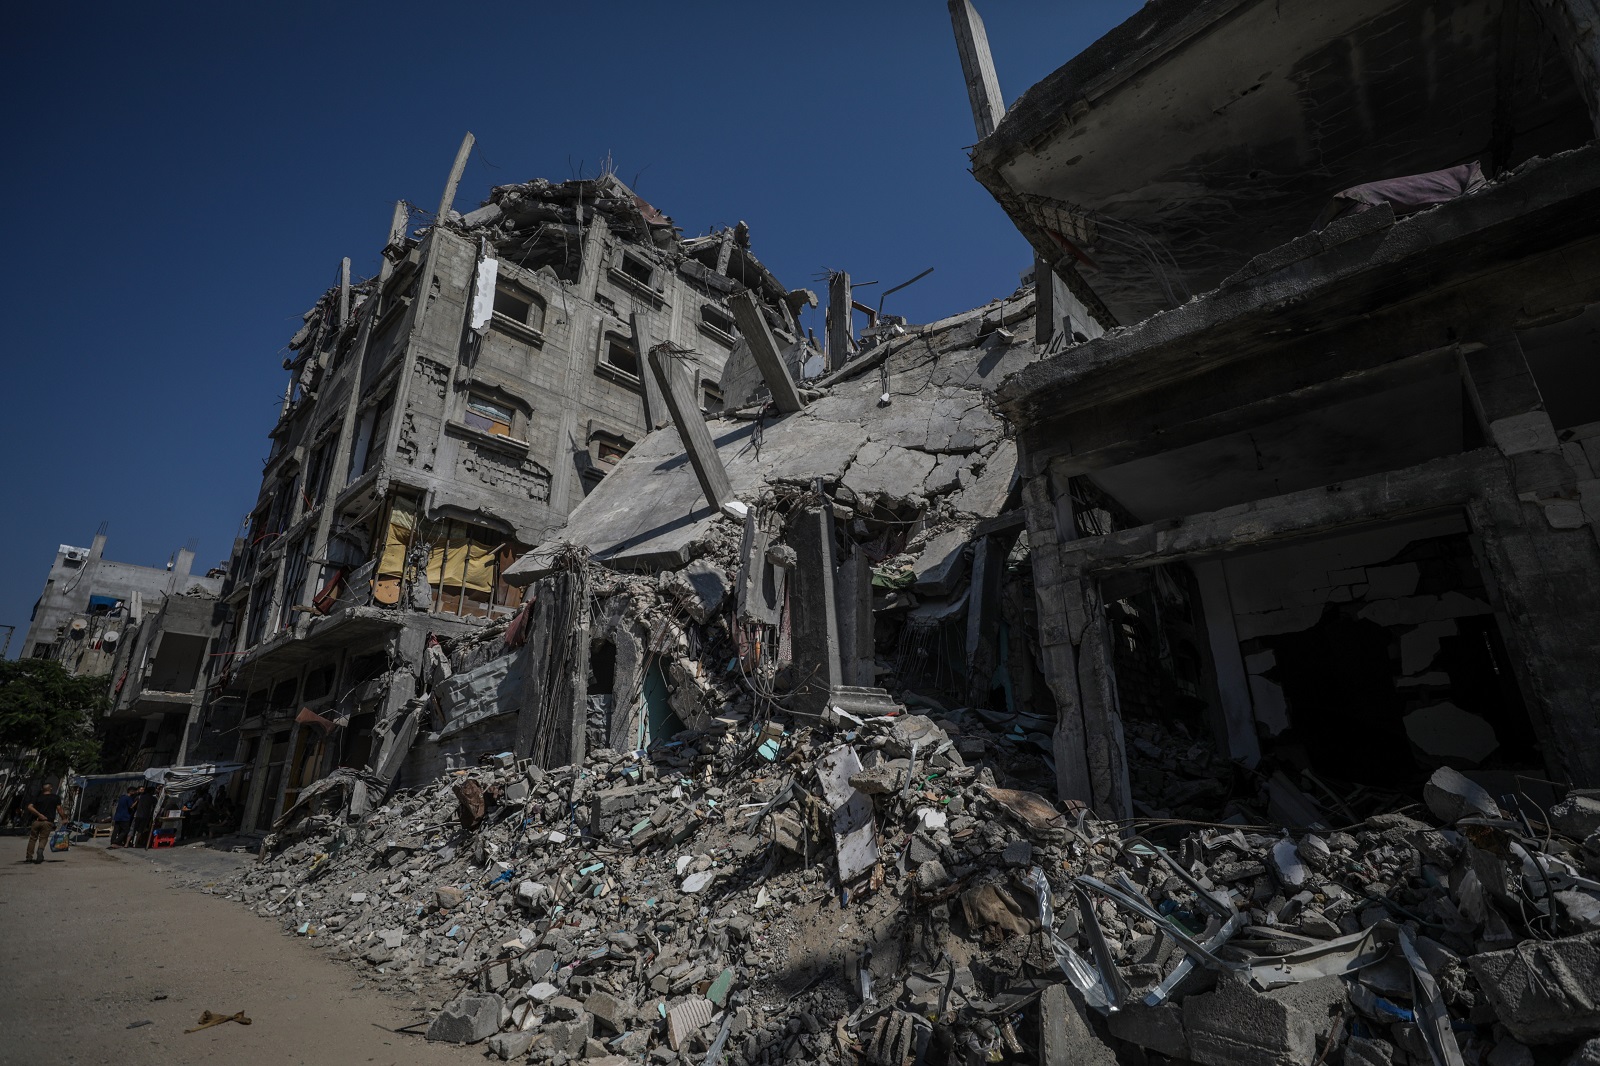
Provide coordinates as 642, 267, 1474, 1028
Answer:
213, 707, 1600, 1066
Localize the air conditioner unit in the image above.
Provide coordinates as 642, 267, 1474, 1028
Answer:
63, 548, 88, 564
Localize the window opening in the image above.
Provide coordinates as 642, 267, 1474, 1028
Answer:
465, 394, 515, 437
604, 339, 640, 378
700, 305, 736, 335
619, 255, 654, 287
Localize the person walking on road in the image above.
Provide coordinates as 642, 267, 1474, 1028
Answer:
24, 783, 63, 864
110, 786, 137, 847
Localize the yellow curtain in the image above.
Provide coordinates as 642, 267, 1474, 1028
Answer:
425, 523, 497, 593
378, 503, 497, 594
377, 496, 417, 577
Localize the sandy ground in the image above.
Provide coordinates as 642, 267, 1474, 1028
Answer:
0, 834, 486, 1066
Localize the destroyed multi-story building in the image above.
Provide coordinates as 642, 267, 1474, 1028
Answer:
129, 6, 1600, 1066
206, 140, 799, 832
955, 0, 1600, 813
103, 580, 228, 769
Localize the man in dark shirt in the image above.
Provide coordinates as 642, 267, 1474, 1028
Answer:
131, 786, 157, 848
24, 783, 62, 864
110, 786, 137, 847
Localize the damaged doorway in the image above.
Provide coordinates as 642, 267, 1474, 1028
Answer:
1220, 515, 1538, 791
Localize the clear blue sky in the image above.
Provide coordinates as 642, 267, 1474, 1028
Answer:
0, 1, 1140, 655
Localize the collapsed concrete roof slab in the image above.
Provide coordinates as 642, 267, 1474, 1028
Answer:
972, 0, 1594, 325
506, 294, 1041, 581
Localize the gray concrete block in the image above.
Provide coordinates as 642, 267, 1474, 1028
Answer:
1040, 983, 1116, 1065
1107, 1001, 1187, 1059
586, 989, 628, 1034
485, 1029, 535, 1060
1469, 931, 1600, 1044
1182, 976, 1316, 1066
426, 992, 505, 1043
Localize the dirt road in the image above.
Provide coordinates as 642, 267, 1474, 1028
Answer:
0, 835, 483, 1066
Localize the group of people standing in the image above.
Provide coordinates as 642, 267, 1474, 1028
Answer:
109, 784, 158, 849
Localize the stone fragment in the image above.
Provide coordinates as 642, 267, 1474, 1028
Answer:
1423, 766, 1499, 824
1343, 1036, 1396, 1066
667, 997, 715, 1051
1107, 1001, 1187, 1059
1000, 839, 1032, 867
486, 1030, 536, 1061
539, 1012, 592, 1056
1469, 931, 1600, 1044
914, 858, 948, 890
436, 885, 464, 910
1182, 976, 1316, 1066
849, 766, 900, 796
1551, 792, 1600, 841
1040, 983, 1116, 1065
586, 990, 627, 1034
426, 992, 505, 1044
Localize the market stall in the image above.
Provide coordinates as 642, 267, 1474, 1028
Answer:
142, 762, 245, 845
68, 771, 146, 836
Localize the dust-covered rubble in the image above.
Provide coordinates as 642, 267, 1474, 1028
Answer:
194, 706, 1600, 1066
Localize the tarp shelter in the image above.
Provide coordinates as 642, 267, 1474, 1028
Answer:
68, 771, 146, 822
143, 762, 244, 793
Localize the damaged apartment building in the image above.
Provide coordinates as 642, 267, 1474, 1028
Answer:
403, 0, 1600, 836
19, 535, 225, 771
207, 137, 800, 833
192, 6, 1600, 1066
968, 0, 1600, 816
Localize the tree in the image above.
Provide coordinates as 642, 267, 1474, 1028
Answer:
0, 659, 108, 775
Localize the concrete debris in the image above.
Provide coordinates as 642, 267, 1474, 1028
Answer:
189, 723, 1600, 1066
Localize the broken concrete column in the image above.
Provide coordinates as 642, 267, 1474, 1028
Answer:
647, 343, 735, 514
378, 200, 408, 283
735, 506, 786, 626
1191, 558, 1262, 768
514, 570, 589, 770
826, 271, 853, 372
630, 312, 669, 431
729, 290, 804, 413
787, 501, 844, 715
964, 532, 1011, 711
434, 131, 475, 223
948, 0, 1005, 139
835, 546, 874, 688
